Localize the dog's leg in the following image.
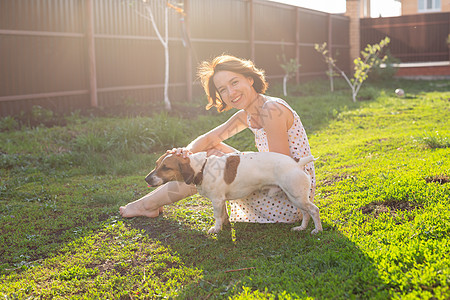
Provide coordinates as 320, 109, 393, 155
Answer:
208, 199, 227, 234
306, 202, 323, 235
291, 203, 322, 235
282, 179, 323, 235
221, 202, 230, 227
291, 209, 311, 232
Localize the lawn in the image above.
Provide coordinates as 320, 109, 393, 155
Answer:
0, 78, 449, 299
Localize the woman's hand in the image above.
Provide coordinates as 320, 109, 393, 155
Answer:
206, 149, 225, 157
167, 148, 192, 158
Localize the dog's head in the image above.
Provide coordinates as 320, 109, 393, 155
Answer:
145, 153, 204, 187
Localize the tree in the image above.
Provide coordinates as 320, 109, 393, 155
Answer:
134, 0, 178, 111
277, 49, 301, 97
315, 37, 390, 102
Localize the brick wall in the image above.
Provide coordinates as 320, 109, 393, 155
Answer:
345, 0, 361, 70
402, 0, 418, 15
395, 63, 450, 78
402, 0, 450, 15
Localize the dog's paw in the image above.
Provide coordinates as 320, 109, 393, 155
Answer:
310, 228, 322, 235
208, 226, 221, 234
291, 225, 307, 232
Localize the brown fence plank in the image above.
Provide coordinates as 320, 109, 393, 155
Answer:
361, 12, 450, 63
86, 0, 98, 107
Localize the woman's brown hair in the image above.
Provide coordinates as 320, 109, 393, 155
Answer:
197, 55, 268, 112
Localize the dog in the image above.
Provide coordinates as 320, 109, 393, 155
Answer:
145, 151, 322, 235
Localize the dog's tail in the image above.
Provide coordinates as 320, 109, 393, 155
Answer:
297, 155, 316, 167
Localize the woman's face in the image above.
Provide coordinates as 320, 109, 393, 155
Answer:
213, 70, 257, 110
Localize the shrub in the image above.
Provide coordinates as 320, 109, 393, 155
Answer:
0, 116, 19, 132
369, 50, 401, 82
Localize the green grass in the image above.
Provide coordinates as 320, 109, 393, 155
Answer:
0, 78, 449, 299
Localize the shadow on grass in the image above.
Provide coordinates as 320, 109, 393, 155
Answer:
129, 213, 389, 299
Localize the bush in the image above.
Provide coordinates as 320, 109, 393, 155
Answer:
0, 116, 19, 132
370, 50, 401, 82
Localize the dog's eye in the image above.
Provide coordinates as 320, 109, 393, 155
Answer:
161, 165, 171, 171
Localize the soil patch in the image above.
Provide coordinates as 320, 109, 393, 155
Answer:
425, 175, 449, 184
360, 200, 423, 218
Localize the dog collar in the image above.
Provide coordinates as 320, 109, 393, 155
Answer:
193, 157, 208, 185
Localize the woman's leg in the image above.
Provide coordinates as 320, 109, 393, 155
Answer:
120, 142, 236, 218
119, 181, 197, 218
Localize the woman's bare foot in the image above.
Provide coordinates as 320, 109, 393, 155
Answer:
119, 201, 164, 218
119, 181, 196, 218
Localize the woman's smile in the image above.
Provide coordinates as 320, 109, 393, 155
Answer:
213, 70, 257, 110
231, 95, 242, 104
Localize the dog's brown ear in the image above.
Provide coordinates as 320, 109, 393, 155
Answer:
192, 171, 203, 185
179, 160, 196, 185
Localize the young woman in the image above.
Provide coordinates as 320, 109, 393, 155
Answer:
119, 54, 315, 223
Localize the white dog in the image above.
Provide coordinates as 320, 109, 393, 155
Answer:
145, 151, 322, 235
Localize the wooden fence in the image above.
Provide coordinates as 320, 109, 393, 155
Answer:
360, 12, 450, 63
0, 0, 350, 117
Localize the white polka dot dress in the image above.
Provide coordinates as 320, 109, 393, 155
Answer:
229, 96, 316, 223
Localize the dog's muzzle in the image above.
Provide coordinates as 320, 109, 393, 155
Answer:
145, 173, 163, 187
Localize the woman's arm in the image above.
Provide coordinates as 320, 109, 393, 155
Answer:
186, 110, 248, 153
260, 101, 294, 156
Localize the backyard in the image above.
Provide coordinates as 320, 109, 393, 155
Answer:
0, 78, 449, 299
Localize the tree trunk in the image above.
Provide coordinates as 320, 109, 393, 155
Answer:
283, 75, 288, 96
163, 6, 171, 110
329, 64, 334, 92
143, 3, 172, 111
